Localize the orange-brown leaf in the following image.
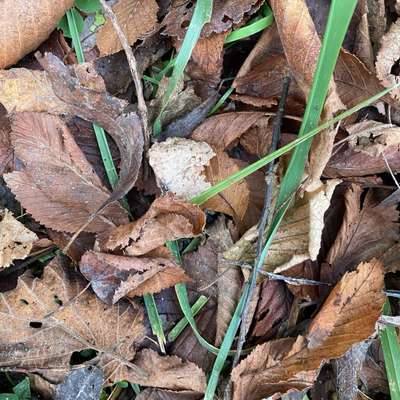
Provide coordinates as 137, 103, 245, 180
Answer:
0, 0, 74, 68
4, 113, 128, 233
105, 193, 206, 255
232, 260, 385, 400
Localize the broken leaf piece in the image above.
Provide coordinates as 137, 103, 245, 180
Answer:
232, 259, 385, 400
96, 0, 159, 56
0, 208, 38, 268
224, 180, 340, 273
80, 251, 189, 304
0, 0, 74, 68
4, 113, 128, 233
105, 193, 206, 255
0, 256, 146, 384
149, 138, 215, 200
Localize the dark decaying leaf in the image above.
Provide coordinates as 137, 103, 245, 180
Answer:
0, 103, 13, 174
0, 256, 146, 385
80, 251, 190, 304
4, 113, 128, 234
324, 185, 399, 284
232, 260, 385, 400
55, 366, 104, 400
37, 53, 144, 204
104, 193, 206, 255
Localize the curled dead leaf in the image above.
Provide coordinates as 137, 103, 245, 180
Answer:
0, 208, 38, 269
96, 0, 159, 56
0, 256, 146, 385
80, 251, 189, 304
4, 113, 128, 234
0, 0, 74, 68
104, 193, 206, 255
232, 259, 385, 400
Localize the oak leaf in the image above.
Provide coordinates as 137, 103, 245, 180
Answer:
0, 0, 74, 68
80, 251, 190, 304
104, 193, 206, 255
0, 209, 38, 268
96, 0, 159, 56
4, 113, 128, 234
232, 259, 385, 400
0, 256, 146, 384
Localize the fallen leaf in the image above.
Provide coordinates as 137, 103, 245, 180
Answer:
324, 185, 399, 283
4, 113, 128, 233
0, 256, 146, 384
0, 104, 13, 174
104, 193, 206, 255
191, 112, 268, 151
162, 0, 262, 40
136, 389, 202, 400
232, 259, 385, 400
0, 208, 38, 269
133, 349, 206, 393
80, 251, 189, 304
376, 19, 400, 101
96, 0, 158, 56
149, 138, 215, 199
187, 32, 227, 98
38, 53, 144, 203
0, 0, 74, 68
224, 180, 340, 273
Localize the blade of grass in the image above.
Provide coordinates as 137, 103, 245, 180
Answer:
205, 1, 357, 398
153, 0, 213, 136
224, 4, 274, 44
208, 86, 235, 115
168, 295, 208, 342
66, 9, 165, 353
380, 300, 400, 400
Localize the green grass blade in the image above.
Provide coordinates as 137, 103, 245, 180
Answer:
66, 8, 165, 353
224, 5, 274, 44
208, 86, 235, 115
380, 300, 400, 400
168, 295, 209, 342
153, 0, 213, 135
143, 293, 166, 353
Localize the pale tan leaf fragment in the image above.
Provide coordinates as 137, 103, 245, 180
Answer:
224, 180, 340, 273
105, 193, 206, 255
232, 260, 385, 400
0, 209, 38, 268
96, 0, 158, 56
376, 19, 400, 101
80, 251, 189, 304
4, 113, 128, 234
0, 256, 146, 384
149, 138, 215, 200
0, 0, 74, 68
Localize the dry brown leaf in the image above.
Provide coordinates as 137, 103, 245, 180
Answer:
324, 185, 399, 283
232, 260, 385, 400
0, 0, 74, 68
105, 193, 206, 255
96, 0, 158, 56
224, 180, 340, 273
187, 32, 226, 98
191, 112, 268, 151
0, 208, 38, 269
80, 251, 189, 304
0, 256, 146, 384
37, 53, 144, 203
0, 104, 13, 175
136, 389, 202, 400
149, 138, 215, 199
376, 19, 400, 101
133, 349, 206, 393
162, 0, 262, 40
4, 113, 128, 234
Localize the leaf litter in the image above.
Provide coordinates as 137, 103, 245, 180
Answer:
0, 0, 400, 399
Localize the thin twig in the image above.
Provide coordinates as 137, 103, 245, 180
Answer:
99, 0, 151, 158
232, 76, 291, 368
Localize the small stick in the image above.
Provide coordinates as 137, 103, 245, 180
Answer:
232, 76, 291, 368
99, 0, 151, 157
